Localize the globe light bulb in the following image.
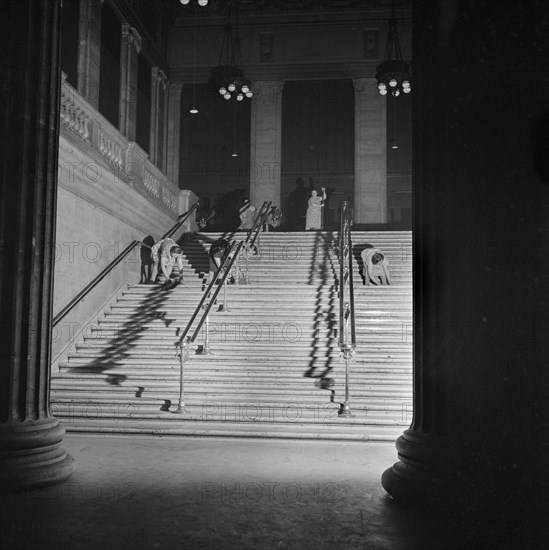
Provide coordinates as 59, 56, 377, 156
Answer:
198, 0, 208, 5
189, 107, 198, 114
379, 88, 388, 96
179, 0, 190, 4
241, 85, 249, 94
228, 83, 236, 92
378, 83, 387, 91
223, 93, 231, 100
393, 89, 400, 97
389, 78, 398, 87
402, 80, 410, 88
219, 87, 227, 95
403, 87, 411, 93
237, 94, 244, 101
245, 91, 253, 98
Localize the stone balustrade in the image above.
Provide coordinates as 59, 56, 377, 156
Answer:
97, 124, 125, 170
144, 163, 179, 212
59, 74, 179, 214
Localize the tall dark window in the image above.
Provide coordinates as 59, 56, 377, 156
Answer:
98, 3, 121, 128
179, 83, 251, 200
60, 0, 80, 87
136, 53, 151, 153
281, 80, 354, 230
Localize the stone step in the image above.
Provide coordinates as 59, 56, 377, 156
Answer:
52, 371, 412, 385
103, 304, 412, 317
50, 394, 410, 414
73, 339, 409, 351
51, 403, 410, 424
58, 361, 412, 373
51, 372, 412, 388
51, 383, 411, 399
86, 324, 412, 337
89, 317, 413, 329
51, 230, 413, 441
66, 349, 411, 361
121, 287, 411, 298
62, 352, 412, 366
53, 418, 408, 441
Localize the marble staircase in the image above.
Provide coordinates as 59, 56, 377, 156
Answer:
51, 231, 413, 441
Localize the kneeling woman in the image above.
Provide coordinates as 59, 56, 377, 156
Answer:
361, 247, 391, 285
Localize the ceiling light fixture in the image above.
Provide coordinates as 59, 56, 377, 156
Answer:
210, 9, 253, 102
376, 0, 411, 97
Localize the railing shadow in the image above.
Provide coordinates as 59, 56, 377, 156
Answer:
65, 286, 177, 387
303, 231, 339, 401
178, 231, 240, 291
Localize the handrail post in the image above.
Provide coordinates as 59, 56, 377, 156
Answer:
218, 278, 230, 312
339, 303, 354, 417
174, 336, 190, 414
338, 201, 355, 418
200, 306, 212, 355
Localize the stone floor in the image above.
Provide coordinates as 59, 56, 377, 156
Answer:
0, 435, 539, 549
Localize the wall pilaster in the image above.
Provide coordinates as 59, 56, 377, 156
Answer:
353, 78, 387, 223
166, 81, 183, 185
150, 67, 168, 169
249, 81, 284, 208
77, 0, 103, 109
120, 24, 141, 141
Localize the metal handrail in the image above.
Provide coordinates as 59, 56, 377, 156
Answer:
245, 201, 272, 249
173, 201, 271, 413
176, 200, 271, 349
173, 240, 244, 414
233, 201, 272, 285
162, 202, 199, 240
52, 202, 199, 327
338, 200, 356, 417
175, 240, 243, 348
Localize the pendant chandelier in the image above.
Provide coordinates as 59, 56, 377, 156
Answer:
210, 11, 253, 102
179, 0, 209, 6
375, 1, 411, 97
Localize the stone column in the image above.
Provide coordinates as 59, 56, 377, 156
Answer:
0, 0, 73, 491
166, 81, 183, 185
353, 78, 387, 223
77, 0, 103, 109
249, 81, 284, 208
381, 1, 548, 542
119, 24, 141, 140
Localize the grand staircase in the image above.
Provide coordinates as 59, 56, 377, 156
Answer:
51, 231, 413, 441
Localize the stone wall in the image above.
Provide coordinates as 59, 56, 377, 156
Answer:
52, 78, 197, 369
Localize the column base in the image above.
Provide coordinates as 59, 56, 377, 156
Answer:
0, 418, 73, 493
381, 429, 544, 537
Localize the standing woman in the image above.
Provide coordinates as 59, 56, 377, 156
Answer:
305, 187, 326, 230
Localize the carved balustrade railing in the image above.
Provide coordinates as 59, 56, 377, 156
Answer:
59, 73, 178, 214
